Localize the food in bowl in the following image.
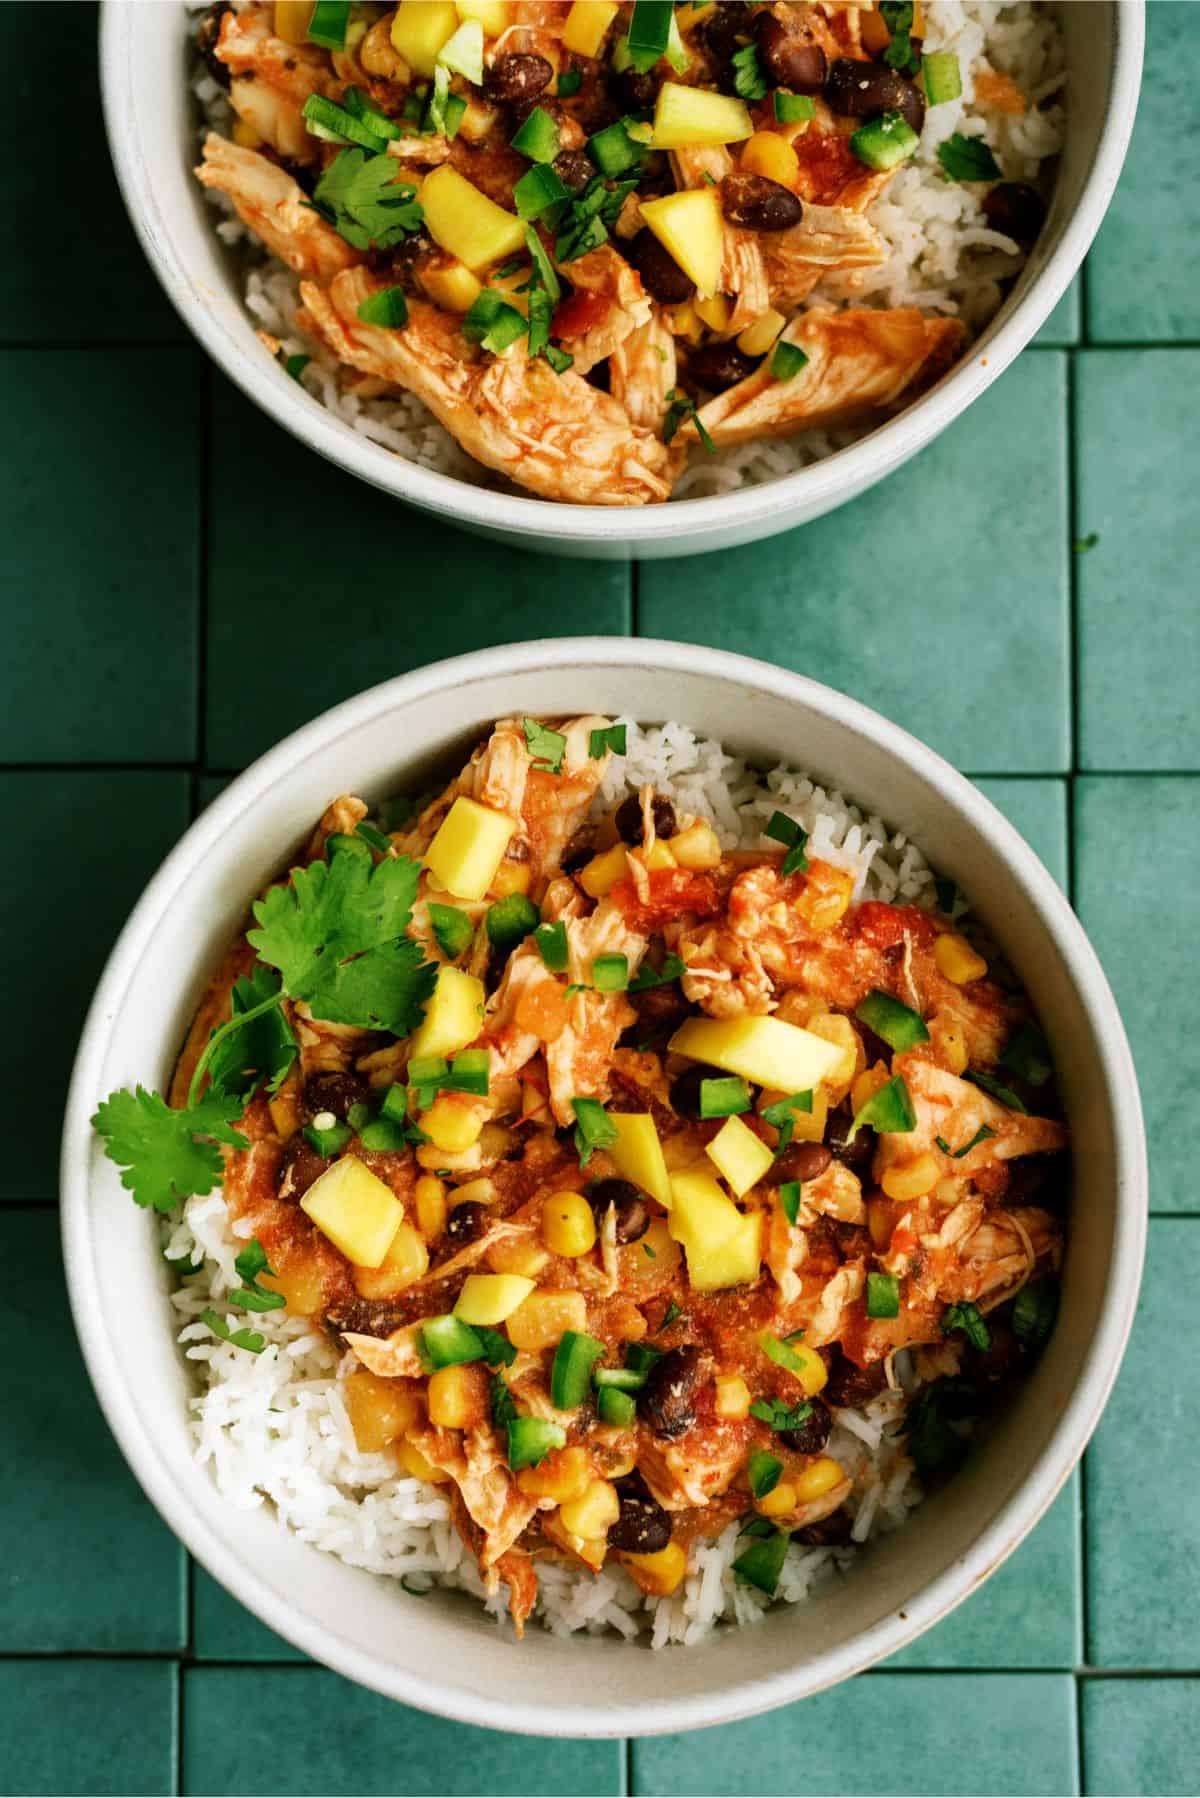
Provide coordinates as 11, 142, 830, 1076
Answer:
93, 715, 1068, 1645
191, 0, 1065, 505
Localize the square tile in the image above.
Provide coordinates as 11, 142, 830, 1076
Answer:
887, 1473, 1080, 1669
0, 1212, 186, 1652
0, 772, 190, 1201
1075, 352, 1200, 770
631, 1674, 1077, 1797
182, 1667, 621, 1796
0, 349, 201, 762
975, 776, 1069, 888
205, 377, 631, 768
1082, 1678, 1200, 1797
641, 353, 1070, 774
1075, 778, 1197, 1213
1087, 2, 1200, 342
192, 1565, 306, 1662
0, 1661, 176, 1798
1085, 1220, 1200, 1667
1034, 278, 1082, 348
1, 4, 182, 344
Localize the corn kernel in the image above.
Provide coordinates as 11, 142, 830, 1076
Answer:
516, 1445, 592, 1504
867, 1197, 894, 1249
671, 298, 704, 345
851, 1061, 891, 1118
622, 1540, 687, 1596
881, 1152, 941, 1202
274, 0, 313, 45
934, 932, 988, 985
491, 859, 532, 897
487, 1235, 551, 1280
559, 1478, 620, 1539
740, 130, 800, 186
640, 839, 677, 872
453, 1176, 498, 1208
736, 308, 787, 358
793, 1456, 846, 1503
344, 1371, 418, 1453
427, 1361, 489, 1430
421, 1095, 484, 1153
808, 1012, 862, 1092
715, 1373, 752, 1419
232, 117, 264, 149
352, 1220, 429, 1299
260, 1252, 325, 1316
795, 863, 856, 933
757, 1481, 797, 1518
414, 1174, 448, 1240
542, 1189, 597, 1258
789, 1342, 829, 1397
397, 1438, 451, 1483
580, 843, 629, 898
669, 821, 722, 870
694, 292, 731, 331
506, 1288, 588, 1351
937, 1021, 970, 1076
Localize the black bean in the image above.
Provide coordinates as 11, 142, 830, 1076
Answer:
196, 1, 232, 90
687, 342, 759, 393
586, 1178, 650, 1245
615, 791, 678, 844
754, 12, 828, 93
277, 1137, 329, 1204
766, 1141, 832, 1187
304, 1070, 371, 1122
825, 57, 925, 134
826, 1099, 876, 1175
966, 1318, 1026, 1382
641, 1345, 706, 1439
777, 1394, 832, 1455
614, 64, 663, 113
982, 181, 1046, 242
553, 148, 596, 194
721, 172, 803, 232
629, 979, 690, 1036
608, 1483, 673, 1553
446, 1200, 490, 1245
855, 1019, 893, 1070
483, 51, 554, 106
628, 227, 694, 304
670, 1065, 726, 1120
824, 1349, 887, 1410
701, 2, 746, 91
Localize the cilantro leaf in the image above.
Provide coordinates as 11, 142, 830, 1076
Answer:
663, 388, 715, 454
937, 133, 1002, 183
202, 1307, 267, 1355
231, 1236, 287, 1313
248, 849, 436, 1036
310, 148, 424, 250
761, 1090, 813, 1155
749, 1395, 814, 1432
628, 952, 686, 993
941, 1300, 991, 1352
732, 41, 768, 101
93, 1087, 248, 1214
523, 717, 566, 774
880, 1, 921, 74
204, 964, 297, 1102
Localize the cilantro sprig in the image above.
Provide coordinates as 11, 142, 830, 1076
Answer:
309, 148, 424, 250
91, 1088, 248, 1214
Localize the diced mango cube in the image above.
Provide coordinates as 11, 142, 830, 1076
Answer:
638, 188, 725, 298
420, 165, 527, 271
389, 0, 459, 75
273, 1, 313, 46
422, 260, 484, 314
609, 1112, 672, 1208
343, 1370, 418, 1453
652, 81, 754, 150
454, 1272, 535, 1324
670, 1014, 842, 1093
424, 793, 516, 899
562, 0, 618, 57
506, 1288, 588, 1351
301, 1157, 404, 1268
352, 1219, 429, 1298
453, 0, 509, 33
408, 964, 485, 1061
705, 1114, 775, 1198
624, 1216, 682, 1283
667, 1168, 743, 1245
678, 1207, 761, 1292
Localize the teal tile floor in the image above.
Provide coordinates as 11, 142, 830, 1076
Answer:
4, 5, 1196, 1793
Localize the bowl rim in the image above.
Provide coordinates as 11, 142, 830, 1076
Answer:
61, 638, 1147, 1736
99, 1, 1144, 546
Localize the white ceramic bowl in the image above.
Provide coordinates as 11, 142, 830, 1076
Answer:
62, 639, 1145, 1736
100, 3, 1142, 559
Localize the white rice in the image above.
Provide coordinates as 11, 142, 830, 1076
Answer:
172, 719, 939, 1644
193, 0, 1064, 501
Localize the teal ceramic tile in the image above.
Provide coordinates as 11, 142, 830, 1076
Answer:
205, 377, 631, 768
1086, 1220, 1200, 1667
192, 1565, 306, 1662
888, 1473, 1080, 1670
0, 349, 200, 762
1034, 278, 1081, 348
0, 1660, 176, 1798
1, 5, 181, 344
1075, 778, 1195, 1213
640, 353, 1070, 774
1076, 352, 1200, 771
0, 1211, 185, 1651
974, 776, 1068, 888
632, 1673, 1077, 1796
1087, 3, 1200, 342
1, 772, 189, 1201
182, 1667, 621, 1796
1082, 1678, 1200, 1797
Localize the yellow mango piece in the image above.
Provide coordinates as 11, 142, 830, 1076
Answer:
705, 1114, 775, 1198
680, 1207, 762, 1292
301, 1157, 404, 1268
562, 0, 619, 57
669, 1014, 842, 1094
274, 1, 313, 46
422, 260, 483, 314
389, 0, 459, 75
625, 1216, 682, 1283
407, 964, 485, 1062
454, 1272, 535, 1325
667, 1169, 744, 1247
638, 188, 725, 298
424, 792, 516, 898
507, 1288, 588, 1351
352, 1219, 429, 1298
652, 81, 754, 150
420, 165, 527, 272
343, 1370, 418, 1453
609, 1113, 672, 1208
453, 0, 509, 33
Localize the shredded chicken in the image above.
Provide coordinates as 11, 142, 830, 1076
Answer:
196, 135, 358, 282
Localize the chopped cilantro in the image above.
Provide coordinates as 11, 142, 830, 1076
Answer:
490, 1371, 519, 1427
764, 809, 809, 875
628, 952, 686, 993
1013, 1278, 1058, 1347
523, 716, 567, 773
202, 1308, 267, 1354
942, 1300, 991, 1352
308, 148, 423, 250
732, 41, 768, 102
203, 964, 297, 1102
231, 1237, 287, 1313
662, 388, 715, 454
571, 1096, 618, 1166
935, 1123, 997, 1159
589, 723, 627, 759
880, 0, 921, 75
749, 1395, 814, 1432
965, 1070, 1028, 1113
761, 1091, 813, 1155
937, 132, 1002, 182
